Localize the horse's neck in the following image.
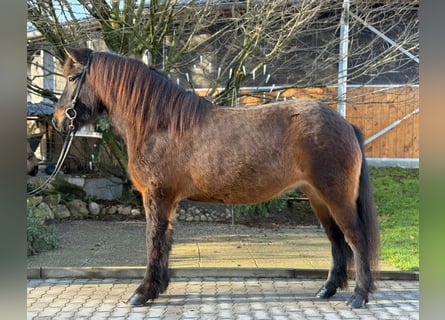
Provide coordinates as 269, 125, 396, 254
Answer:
107, 111, 129, 137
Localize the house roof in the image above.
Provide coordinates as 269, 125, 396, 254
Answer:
27, 101, 54, 117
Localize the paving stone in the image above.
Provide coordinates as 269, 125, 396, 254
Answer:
252, 309, 272, 319
53, 311, 76, 319
126, 313, 148, 320
89, 314, 112, 320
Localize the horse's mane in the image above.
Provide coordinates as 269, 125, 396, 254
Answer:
89, 51, 214, 139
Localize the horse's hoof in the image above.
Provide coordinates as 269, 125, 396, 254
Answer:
315, 286, 337, 299
126, 293, 149, 306
346, 294, 368, 308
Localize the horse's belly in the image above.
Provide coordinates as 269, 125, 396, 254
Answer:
187, 164, 302, 205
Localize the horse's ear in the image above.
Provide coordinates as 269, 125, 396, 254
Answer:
64, 47, 93, 66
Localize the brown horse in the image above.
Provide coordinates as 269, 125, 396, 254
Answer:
53, 47, 379, 308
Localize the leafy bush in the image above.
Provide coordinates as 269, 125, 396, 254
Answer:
235, 189, 306, 217
27, 205, 58, 256
236, 197, 286, 217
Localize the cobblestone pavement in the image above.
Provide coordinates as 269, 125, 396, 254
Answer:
27, 277, 418, 320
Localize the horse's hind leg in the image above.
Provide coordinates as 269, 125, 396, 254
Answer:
303, 185, 375, 308
302, 188, 352, 299
325, 201, 376, 308
127, 191, 176, 306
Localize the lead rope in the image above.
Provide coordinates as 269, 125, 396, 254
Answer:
27, 127, 76, 196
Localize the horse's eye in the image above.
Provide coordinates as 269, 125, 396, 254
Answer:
68, 75, 75, 82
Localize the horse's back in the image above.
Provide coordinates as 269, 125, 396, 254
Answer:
230, 99, 360, 157
216, 99, 353, 133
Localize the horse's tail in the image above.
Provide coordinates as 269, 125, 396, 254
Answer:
352, 124, 380, 278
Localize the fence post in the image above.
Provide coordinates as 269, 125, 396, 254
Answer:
337, 0, 350, 118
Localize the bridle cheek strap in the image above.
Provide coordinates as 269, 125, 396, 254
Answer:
64, 53, 93, 131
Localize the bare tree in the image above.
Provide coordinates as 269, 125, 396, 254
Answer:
28, 0, 418, 100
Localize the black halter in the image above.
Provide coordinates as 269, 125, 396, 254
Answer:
62, 53, 93, 131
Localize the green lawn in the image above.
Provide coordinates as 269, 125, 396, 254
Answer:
369, 167, 419, 271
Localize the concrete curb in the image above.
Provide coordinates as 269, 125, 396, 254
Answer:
27, 267, 419, 281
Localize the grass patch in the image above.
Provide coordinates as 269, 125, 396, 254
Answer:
369, 167, 419, 271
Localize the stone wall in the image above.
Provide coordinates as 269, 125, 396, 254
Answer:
27, 195, 233, 223
28, 175, 123, 201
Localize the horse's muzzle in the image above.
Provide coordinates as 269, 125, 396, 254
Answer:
51, 116, 63, 132
52, 107, 65, 132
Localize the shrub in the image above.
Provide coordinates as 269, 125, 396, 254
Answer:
236, 197, 286, 217
235, 189, 306, 217
27, 205, 58, 256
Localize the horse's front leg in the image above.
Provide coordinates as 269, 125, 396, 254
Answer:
127, 193, 176, 306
